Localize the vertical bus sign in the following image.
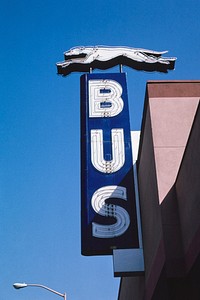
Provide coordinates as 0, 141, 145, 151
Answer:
81, 73, 139, 256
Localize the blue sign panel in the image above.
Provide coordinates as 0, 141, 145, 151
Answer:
81, 73, 139, 255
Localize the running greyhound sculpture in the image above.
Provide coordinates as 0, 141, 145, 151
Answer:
56, 46, 176, 75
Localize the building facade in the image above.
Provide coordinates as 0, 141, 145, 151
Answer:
118, 81, 200, 300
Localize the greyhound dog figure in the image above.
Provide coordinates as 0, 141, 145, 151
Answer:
57, 46, 176, 75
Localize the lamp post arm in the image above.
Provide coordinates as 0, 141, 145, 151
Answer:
26, 283, 66, 299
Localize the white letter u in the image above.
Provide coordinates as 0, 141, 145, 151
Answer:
91, 128, 125, 173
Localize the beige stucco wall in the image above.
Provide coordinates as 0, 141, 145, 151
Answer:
119, 81, 200, 300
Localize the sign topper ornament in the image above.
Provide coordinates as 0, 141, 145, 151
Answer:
56, 45, 176, 75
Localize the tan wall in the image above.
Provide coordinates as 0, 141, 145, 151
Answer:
119, 81, 200, 300
175, 102, 200, 271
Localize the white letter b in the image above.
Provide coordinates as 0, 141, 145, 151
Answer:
89, 79, 124, 118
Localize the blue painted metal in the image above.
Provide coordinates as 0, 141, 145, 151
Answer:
81, 73, 139, 255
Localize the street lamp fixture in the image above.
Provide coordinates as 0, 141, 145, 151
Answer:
13, 282, 67, 300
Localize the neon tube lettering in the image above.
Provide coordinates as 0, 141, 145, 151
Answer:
91, 186, 130, 238
89, 79, 124, 118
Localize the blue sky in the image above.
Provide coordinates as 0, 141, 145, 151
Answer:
0, 0, 199, 299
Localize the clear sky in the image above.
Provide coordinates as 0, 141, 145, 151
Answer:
0, 0, 199, 299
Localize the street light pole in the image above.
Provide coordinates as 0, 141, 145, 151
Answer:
13, 282, 67, 300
